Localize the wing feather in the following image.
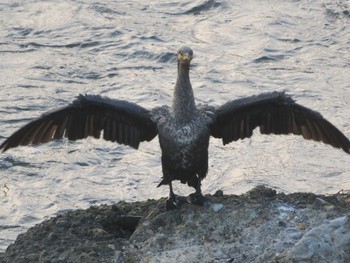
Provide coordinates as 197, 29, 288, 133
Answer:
0, 94, 158, 152
211, 91, 350, 154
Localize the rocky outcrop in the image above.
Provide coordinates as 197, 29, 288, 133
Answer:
1, 186, 349, 263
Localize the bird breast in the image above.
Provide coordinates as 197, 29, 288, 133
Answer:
151, 105, 215, 146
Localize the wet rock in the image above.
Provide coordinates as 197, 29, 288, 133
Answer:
0, 186, 349, 263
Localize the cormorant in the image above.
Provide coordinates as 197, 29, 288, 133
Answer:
1, 47, 350, 210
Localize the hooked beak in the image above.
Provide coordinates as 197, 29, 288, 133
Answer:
178, 52, 192, 62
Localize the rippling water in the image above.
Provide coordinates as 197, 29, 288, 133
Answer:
0, 0, 349, 251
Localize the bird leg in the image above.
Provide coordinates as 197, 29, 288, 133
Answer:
187, 181, 206, 206
165, 181, 187, 210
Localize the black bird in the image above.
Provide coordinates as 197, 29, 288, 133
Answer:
1, 47, 350, 210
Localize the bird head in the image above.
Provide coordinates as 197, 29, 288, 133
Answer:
177, 46, 193, 64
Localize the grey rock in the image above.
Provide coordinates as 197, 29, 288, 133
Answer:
284, 214, 350, 263
0, 186, 349, 263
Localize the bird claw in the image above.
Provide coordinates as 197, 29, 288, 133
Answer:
165, 193, 207, 210
165, 195, 187, 210
187, 193, 206, 206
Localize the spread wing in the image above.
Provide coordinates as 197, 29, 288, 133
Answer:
0, 94, 158, 152
211, 91, 350, 154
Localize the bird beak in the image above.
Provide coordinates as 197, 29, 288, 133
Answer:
178, 53, 192, 62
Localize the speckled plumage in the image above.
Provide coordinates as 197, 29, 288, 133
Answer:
151, 47, 216, 190
152, 104, 215, 188
1, 46, 350, 210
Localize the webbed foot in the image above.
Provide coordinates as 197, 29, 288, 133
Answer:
187, 193, 206, 206
166, 195, 187, 210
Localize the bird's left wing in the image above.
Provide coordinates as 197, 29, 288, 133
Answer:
210, 91, 350, 154
0, 94, 158, 152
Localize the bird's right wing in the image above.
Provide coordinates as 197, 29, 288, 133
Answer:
211, 91, 350, 154
0, 94, 158, 152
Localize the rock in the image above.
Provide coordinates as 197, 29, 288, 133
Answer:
0, 186, 349, 263
213, 189, 224, 197
314, 197, 328, 206
283, 214, 350, 263
211, 203, 224, 212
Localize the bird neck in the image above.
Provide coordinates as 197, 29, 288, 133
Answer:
172, 61, 196, 122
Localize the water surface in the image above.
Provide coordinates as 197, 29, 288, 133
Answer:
1, 0, 350, 251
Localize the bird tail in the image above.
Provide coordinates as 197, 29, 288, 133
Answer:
157, 178, 169, 187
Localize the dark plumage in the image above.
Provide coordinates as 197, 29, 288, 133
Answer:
1, 47, 350, 209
